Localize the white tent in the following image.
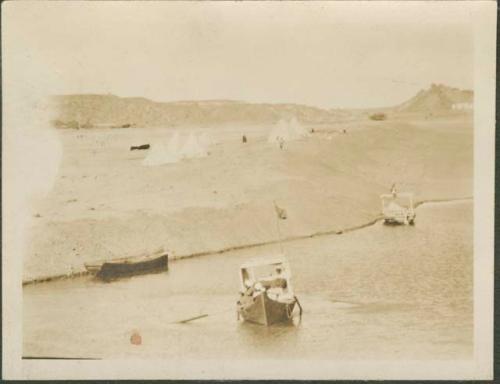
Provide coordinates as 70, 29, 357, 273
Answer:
198, 132, 212, 148
181, 132, 208, 159
167, 131, 180, 154
142, 131, 211, 166
289, 116, 310, 138
267, 117, 310, 145
142, 140, 179, 166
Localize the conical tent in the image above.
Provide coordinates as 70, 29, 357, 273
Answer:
142, 140, 178, 166
167, 131, 180, 154
143, 131, 210, 166
181, 132, 206, 158
267, 117, 309, 145
198, 132, 212, 148
267, 119, 287, 143
289, 116, 310, 138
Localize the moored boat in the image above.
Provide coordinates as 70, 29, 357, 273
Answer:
380, 192, 416, 225
84, 249, 168, 281
236, 256, 301, 326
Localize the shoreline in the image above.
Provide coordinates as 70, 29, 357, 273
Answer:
22, 196, 472, 286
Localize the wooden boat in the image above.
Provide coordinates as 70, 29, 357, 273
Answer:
380, 192, 416, 225
236, 257, 302, 326
84, 249, 168, 281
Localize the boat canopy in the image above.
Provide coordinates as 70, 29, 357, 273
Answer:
380, 193, 415, 209
239, 256, 293, 293
240, 255, 288, 269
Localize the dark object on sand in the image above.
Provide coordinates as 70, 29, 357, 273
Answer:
84, 252, 168, 282
242, 135, 247, 143
130, 144, 150, 151
369, 113, 387, 121
237, 257, 302, 326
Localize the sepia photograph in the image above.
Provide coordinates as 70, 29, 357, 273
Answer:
2, 1, 495, 380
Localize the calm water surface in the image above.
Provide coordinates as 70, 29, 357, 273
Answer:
23, 201, 472, 360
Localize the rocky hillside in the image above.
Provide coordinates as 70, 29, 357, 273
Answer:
50, 84, 473, 128
396, 84, 473, 113
50, 95, 337, 128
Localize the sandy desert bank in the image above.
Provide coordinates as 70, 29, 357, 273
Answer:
24, 111, 472, 281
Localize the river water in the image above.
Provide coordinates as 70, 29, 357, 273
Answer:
23, 200, 472, 360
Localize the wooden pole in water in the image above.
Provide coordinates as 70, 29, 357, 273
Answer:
175, 307, 234, 324
176, 314, 209, 324
273, 201, 284, 254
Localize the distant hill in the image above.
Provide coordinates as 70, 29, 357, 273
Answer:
50, 84, 474, 128
50, 95, 337, 129
396, 84, 473, 113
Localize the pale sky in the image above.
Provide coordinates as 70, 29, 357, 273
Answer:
4, 1, 474, 109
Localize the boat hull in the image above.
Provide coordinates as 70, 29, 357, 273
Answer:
96, 254, 168, 281
383, 214, 416, 225
383, 208, 416, 225
237, 291, 296, 326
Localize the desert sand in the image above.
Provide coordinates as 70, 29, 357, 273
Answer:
24, 111, 473, 281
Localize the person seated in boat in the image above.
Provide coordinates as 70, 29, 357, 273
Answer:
242, 269, 252, 287
242, 281, 268, 298
264, 268, 289, 299
241, 269, 266, 296
261, 277, 287, 289
260, 267, 287, 290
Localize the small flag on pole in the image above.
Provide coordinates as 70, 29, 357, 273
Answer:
390, 183, 397, 197
274, 201, 287, 220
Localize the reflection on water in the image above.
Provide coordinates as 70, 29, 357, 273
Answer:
23, 201, 472, 360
